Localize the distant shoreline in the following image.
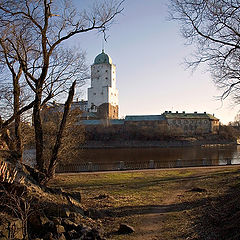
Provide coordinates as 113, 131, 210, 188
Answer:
82, 139, 236, 149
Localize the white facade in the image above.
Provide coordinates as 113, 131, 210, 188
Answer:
88, 51, 119, 112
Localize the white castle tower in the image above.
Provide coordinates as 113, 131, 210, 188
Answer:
88, 50, 119, 119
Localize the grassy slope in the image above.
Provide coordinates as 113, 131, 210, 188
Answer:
50, 166, 240, 240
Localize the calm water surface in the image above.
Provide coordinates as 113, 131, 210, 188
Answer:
67, 145, 240, 171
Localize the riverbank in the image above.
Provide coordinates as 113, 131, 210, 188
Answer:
82, 139, 235, 149
50, 166, 240, 240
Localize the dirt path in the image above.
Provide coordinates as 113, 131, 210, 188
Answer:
115, 183, 192, 240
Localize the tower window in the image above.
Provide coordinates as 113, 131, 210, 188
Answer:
105, 77, 108, 79
106, 70, 108, 72
97, 70, 99, 72
93, 93, 96, 95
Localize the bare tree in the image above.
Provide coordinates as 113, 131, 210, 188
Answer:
0, 29, 87, 164
228, 113, 240, 127
0, 0, 124, 180
170, 0, 240, 101
0, 35, 24, 161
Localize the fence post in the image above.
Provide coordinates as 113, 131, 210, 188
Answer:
119, 161, 125, 170
226, 158, 232, 165
77, 164, 82, 172
176, 159, 181, 168
88, 162, 93, 171
202, 158, 207, 166
149, 160, 155, 169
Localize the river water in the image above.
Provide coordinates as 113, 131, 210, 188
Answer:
57, 145, 240, 172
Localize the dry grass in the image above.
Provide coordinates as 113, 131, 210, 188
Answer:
50, 166, 240, 240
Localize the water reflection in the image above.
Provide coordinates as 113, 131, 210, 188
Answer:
77, 145, 239, 165
54, 145, 238, 171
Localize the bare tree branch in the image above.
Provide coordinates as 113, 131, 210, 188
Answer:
170, 0, 240, 102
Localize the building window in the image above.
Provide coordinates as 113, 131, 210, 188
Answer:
97, 70, 99, 72
105, 77, 108, 79
106, 70, 108, 72
93, 93, 96, 95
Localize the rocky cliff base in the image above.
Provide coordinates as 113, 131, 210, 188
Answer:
0, 155, 105, 240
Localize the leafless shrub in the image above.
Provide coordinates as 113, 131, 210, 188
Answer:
86, 123, 185, 141
0, 183, 35, 240
219, 125, 239, 140
42, 108, 85, 167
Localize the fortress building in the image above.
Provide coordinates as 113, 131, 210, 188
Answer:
42, 50, 220, 135
82, 111, 219, 135
88, 50, 119, 119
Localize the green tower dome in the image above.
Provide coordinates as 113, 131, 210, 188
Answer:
94, 50, 112, 64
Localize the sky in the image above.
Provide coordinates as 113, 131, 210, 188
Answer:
69, 0, 239, 124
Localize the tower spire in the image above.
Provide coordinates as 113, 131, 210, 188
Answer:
102, 37, 104, 53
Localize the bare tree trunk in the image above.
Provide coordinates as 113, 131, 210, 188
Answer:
0, 131, 15, 152
13, 69, 23, 162
0, 116, 15, 151
47, 80, 76, 179
33, 91, 44, 173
